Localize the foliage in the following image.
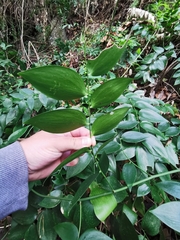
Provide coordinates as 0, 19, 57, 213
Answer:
1, 0, 180, 239
4, 43, 180, 240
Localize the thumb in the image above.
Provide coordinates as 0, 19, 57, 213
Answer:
54, 136, 95, 152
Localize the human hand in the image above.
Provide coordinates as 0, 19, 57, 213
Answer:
20, 127, 96, 181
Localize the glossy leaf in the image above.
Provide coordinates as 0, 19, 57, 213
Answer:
141, 209, 161, 236
92, 107, 130, 135
142, 133, 168, 161
37, 209, 57, 240
101, 176, 128, 203
91, 77, 132, 108
150, 202, 180, 232
134, 100, 160, 113
117, 120, 138, 130
136, 146, 154, 172
90, 182, 117, 221
110, 214, 138, 240
87, 44, 126, 76
72, 200, 100, 233
137, 183, 151, 197
123, 205, 137, 225
12, 205, 37, 225
24, 224, 39, 240
19, 66, 86, 100
51, 147, 90, 175
8, 126, 29, 144
26, 109, 86, 133
116, 145, 136, 161
156, 181, 180, 199
121, 131, 147, 143
155, 162, 171, 181
140, 121, 164, 138
66, 152, 92, 179
95, 129, 116, 141
98, 141, 121, 154
54, 222, 79, 240
139, 109, 168, 123
38, 190, 62, 208
79, 229, 112, 240
122, 163, 137, 191
8, 225, 30, 240
165, 143, 179, 167
165, 126, 180, 137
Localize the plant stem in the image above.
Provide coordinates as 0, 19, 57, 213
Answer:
80, 168, 180, 201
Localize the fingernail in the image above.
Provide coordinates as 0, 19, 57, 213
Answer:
91, 136, 96, 146
82, 137, 91, 147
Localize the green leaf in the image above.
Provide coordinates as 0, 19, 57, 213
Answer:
165, 126, 180, 137
98, 141, 121, 154
37, 209, 57, 240
51, 147, 90, 175
116, 145, 136, 161
117, 120, 138, 130
156, 181, 180, 199
142, 133, 168, 161
69, 173, 99, 213
153, 46, 164, 54
8, 225, 30, 240
90, 182, 117, 221
123, 205, 137, 225
150, 202, 180, 232
19, 65, 86, 100
122, 163, 137, 191
79, 229, 112, 240
110, 214, 138, 240
72, 200, 100, 233
121, 131, 147, 143
91, 77, 132, 108
139, 109, 168, 123
38, 190, 62, 208
26, 109, 87, 133
137, 183, 151, 197
135, 100, 160, 112
155, 162, 171, 181
92, 107, 130, 135
141, 208, 161, 236
140, 121, 164, 138
12, 205, 37, 225
86, 44, 126, 76
24, 224, 39, 240
66, 152, 92, 179
54, 222, 79, 240
136, 146, 155, 172
8, 126, 29, 144
101, 176, 128, 203
165, 143, 179, 166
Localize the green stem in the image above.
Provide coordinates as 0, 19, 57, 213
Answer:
31, 169, 180, 202
80, 168, 180, 201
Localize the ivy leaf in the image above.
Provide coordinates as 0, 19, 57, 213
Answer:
90, 182, 117, 221
92, 107, 130, 136
54, 222, 79, 240
25, 109, 87, 133
156, 181, 180, 199
150, 202, 180, 232
79, 229, 112, 240
122, 163, 137, 191
19, 66, 86, 100
91, 77, 132, 108
86, 44, 126, 76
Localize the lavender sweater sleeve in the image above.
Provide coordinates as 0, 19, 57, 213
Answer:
0, 142, 29, 220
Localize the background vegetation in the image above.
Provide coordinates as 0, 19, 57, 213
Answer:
0, 0, 180, 239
